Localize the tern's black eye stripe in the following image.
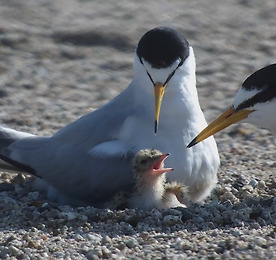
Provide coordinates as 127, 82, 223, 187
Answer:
145, 60, 182, 87
163, 61, 183, 86
164, 61, 183, 85
237, 63, 276, 111
146, 71, 155, 85
236, 86, 274, 111
163, 70, 175, 86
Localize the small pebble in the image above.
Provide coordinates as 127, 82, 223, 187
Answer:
163, 215, 182, 225
125, 238, 138, 249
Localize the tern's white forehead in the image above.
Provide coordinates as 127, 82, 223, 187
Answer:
141, 58, 182, 84
232, 86, 262, 109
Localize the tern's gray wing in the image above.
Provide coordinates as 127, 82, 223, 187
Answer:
0, 89, 139, 204
6, 136, 137, 204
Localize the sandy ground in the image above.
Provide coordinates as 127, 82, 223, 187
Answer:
0, 0, 275, 259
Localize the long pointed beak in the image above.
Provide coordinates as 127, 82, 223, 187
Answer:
187, 106, 254, 148
154, 83, 167, 134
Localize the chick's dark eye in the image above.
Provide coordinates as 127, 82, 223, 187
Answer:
140, 159, 148, 164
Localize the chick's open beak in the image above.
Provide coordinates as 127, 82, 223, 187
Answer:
152, 153, 173, 175
187, 106, 254, 148
154, 83, 167, 134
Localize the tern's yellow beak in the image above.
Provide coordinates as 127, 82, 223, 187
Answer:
187, 106, 254, 148
154, 83, 167, 134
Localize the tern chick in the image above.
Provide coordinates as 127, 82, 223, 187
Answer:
105, 149, 190, 210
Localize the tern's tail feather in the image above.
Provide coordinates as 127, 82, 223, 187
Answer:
0, 127, 36, 174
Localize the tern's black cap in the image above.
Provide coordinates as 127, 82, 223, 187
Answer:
136, 27, 190, 69
243, 63, 276, 92
236, 63, 276, 111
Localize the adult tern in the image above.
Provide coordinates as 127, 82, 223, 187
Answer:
188, 63, 276, 148
0, 27, 219, 206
